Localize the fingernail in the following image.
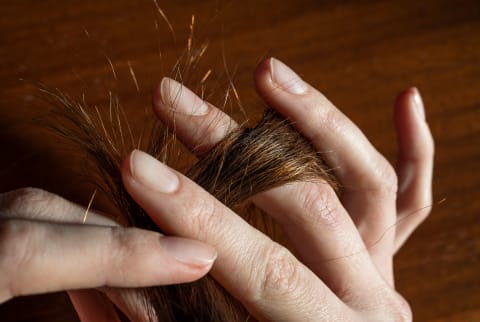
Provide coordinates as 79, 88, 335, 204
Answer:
129, 149, 179, 193
159, 77, 209, 115
269, 57, 308, 95
160, 236, 217, 266
412, 87, 425, 121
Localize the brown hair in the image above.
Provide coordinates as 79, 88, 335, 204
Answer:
40, 12, 339, 317
44, 86, 339, 321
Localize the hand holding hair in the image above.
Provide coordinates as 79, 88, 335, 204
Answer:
0, 188, 216, 321
121, 58, 434, 321
0, 58, 434, 321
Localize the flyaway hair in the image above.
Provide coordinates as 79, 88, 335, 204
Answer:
43, 86, 339, 321
41, 15, 339, 321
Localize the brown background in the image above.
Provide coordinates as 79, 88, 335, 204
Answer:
0, 0, 479, 321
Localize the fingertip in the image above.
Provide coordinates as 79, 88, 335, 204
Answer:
137, 235, 216, 285
254, 57, 315, 123
254, 57, 273, 95
160, 236, 217, 268
394, 87, 434, 158
69, 290, 121, 322
106, 228, 214, 286
151, 79, 164, 114
254, 57, 272, 79
395, 87, 427, 124
155, 77, 209, 118
412, 87, 426, 121
394, 87, 410, 109
121, 149, 134, 182
153, 78, 164, 104
394, 87, 434, 204
255, 57, 309, 97
394, 87, 415, 122
120, 150, 145, 200
394, 87, 422, 139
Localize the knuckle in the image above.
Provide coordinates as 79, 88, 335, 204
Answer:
300, 184, 344, 231
306, 102, 345, 142
362, 288, 412, 322
179, 192, 220, 237
382, 294, 412, 322
298, 94, 340, 137
0, 220, 36, 268
0, 187, 60, 218
392, 297, 413, 322
202, 111, 233, 144
370, 159, 398, 197
256, 243, 302, 300
105, 227, 138, 283
323, 106, 345, 133
0, 220, 37, 298
301, 90, 331, 115
108, 227, 138, 263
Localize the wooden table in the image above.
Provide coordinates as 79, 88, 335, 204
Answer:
1, 0, 479, 321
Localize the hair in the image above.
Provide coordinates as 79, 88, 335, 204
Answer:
43, 86, 340, 321
40, 13, 339, 321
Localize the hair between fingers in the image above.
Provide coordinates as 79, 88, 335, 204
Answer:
40, 9, 343, 321
44, 82, 342, 321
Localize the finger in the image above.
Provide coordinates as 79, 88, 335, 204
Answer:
394, 88, 434, 251
68, 289, 121, 322
0, 219, 216, 303
254, 58, 397, 277
0, 187, 117, 226
122, 149, 350, 321
152, 77, 238, 155
71, 287, 154, 322
0, 189, 156, 320
151, 74, 392, 289
101, 287, 154, 322
252, 181, 389, 299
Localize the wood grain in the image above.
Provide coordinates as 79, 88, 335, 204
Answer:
0, 0, 479, 321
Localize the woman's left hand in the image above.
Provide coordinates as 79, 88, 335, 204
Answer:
0, 188, 216, 321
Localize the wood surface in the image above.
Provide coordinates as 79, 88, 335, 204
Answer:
0, 0, 479, 321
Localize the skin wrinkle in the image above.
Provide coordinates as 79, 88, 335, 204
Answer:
46, 87, 340, 321
2, 220, 46, 297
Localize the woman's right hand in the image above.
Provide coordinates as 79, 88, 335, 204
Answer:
121, 57, 434, 321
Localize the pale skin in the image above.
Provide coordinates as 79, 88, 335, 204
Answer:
0, 58, 434, 321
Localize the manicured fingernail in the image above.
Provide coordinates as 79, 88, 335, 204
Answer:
269, 57, 308, 95
129, 149, 179, 193
159, 77, 209, 115
161, 236, 217, 266
412, 87, 425, 121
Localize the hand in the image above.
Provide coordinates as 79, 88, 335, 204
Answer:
122, 58, 434, 321
0, 188, 216, 321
